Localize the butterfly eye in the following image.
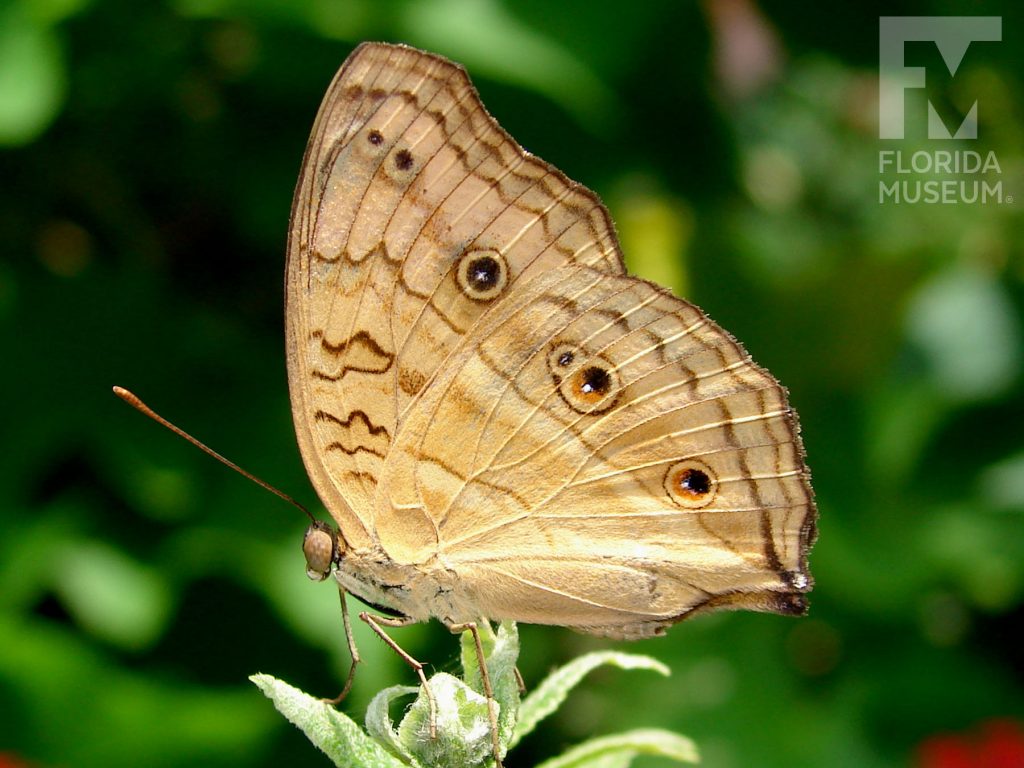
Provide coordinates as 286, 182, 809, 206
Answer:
664, 460, 718, 509
456, 248, 508, 301
548, 346, 620, 415
302, 523, 340, 581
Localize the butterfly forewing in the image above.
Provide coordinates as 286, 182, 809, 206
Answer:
286, 43, 627, 547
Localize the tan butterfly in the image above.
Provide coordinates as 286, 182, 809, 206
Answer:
290, 42, 816, 646
113, 40, 815, 767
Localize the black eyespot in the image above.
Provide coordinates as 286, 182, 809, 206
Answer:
665, 460, 718, 509
547, 343, 579, 379
394, 149, 413, 170
579, 366, 611, 396
456, 248, 508, 301
467, 256, 499, 291
678, 468, 710, 495
368, 129, 384, 145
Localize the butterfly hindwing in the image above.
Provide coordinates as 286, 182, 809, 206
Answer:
378, 264, 815, 637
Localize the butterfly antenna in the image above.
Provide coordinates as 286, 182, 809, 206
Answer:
112, 386, 317, 524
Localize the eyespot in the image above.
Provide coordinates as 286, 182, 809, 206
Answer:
548, 343, 620, 415
456, 248, 508, 301
367, 129, 384, 146
380, 141, 416, 183
394, 148, 414, 171
664, 460, 717, 509
547, 343, 576, 372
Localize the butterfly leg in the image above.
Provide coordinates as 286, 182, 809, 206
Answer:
446, 620, 503, 768
358, 611, 437, 738
323, 588, 361, 705
514, 666, 526, 695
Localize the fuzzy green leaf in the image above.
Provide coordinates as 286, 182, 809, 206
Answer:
460, 621, 520, 748
365, 684, 421, 765
398, 672, 494, 767
250, 674, 405, 768
512, 652, 670, 748
533, 728, 699, 768
255, 628, 694, 768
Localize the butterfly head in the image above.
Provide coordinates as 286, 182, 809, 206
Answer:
302, 520, 343, 581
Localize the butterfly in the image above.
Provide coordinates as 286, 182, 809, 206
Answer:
289, 42, 815, 643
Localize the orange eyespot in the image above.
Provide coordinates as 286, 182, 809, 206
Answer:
664, 460, 717, 509
548, 343, 620, 415
571, 365, 612, 401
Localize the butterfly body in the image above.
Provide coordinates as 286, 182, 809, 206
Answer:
288, 43, 816, 640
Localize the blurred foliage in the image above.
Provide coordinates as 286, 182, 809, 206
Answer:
1, 1, 1022, 767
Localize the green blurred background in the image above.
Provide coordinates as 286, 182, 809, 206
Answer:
2, 0, 1022, 766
